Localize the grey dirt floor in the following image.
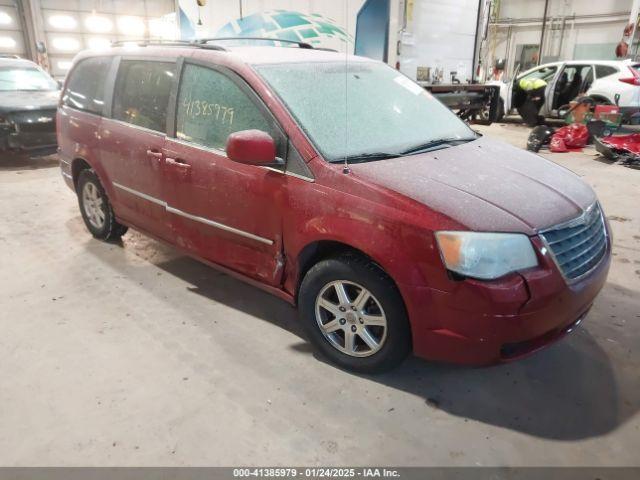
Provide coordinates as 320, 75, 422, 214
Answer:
0, 122, 639, 466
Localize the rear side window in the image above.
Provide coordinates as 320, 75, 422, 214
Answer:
62, 57, 112, 115
112, 60, 174, 133
175, 63, 281, 154
596, 65, 619, 78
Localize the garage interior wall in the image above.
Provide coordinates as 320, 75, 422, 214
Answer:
484, 0, 631, 79
4, 0, 177, 78
399, 0, 480, 83
178, 0, 365, 52
0, 0, 27, 58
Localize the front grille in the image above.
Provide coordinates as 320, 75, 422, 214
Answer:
539, 203, 607, 281
16, 120, 55, 134
12, 110, 56, 134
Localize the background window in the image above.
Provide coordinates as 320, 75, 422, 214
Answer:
113, 60, 174, 133
176, 64, 280, 154
62, 56, 112, 114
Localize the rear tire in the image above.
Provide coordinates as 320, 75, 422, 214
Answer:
77, 169, 128, 241
495, 98, 505, 122
298, 254, 411, 373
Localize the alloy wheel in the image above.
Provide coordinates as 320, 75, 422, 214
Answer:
82, 181, 106, 230
315, 280, 387, 357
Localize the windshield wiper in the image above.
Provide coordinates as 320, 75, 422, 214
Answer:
401, 136, 477, 155
330, 152, 403, 164
329, 135, 479, 164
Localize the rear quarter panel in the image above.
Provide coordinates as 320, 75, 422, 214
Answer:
57, 106, 104, 189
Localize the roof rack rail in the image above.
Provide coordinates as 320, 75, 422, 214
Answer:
196, 37, 314, 49
110, 39, 227, 51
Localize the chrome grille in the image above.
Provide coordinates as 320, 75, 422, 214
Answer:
539, 203, 607, 281
16, 120, 55, 134
12, 110, 56, 134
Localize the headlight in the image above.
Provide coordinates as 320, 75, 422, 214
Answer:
435, 231, 538, 280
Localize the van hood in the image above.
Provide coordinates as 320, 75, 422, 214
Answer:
0, 90, 59, 114
349, 136, 596, 235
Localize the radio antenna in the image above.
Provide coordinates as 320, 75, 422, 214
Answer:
343, 0, 351, 175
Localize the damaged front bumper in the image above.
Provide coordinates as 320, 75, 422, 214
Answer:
0, 111, 57, 155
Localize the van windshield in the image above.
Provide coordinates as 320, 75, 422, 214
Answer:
255, 61, 477, 162
0, 67, 58, 92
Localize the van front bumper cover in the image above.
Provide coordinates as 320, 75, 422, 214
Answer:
400, 235, 611, 365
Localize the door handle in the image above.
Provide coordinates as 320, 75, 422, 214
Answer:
166, 157, 191, 168
146, 149, 163, 159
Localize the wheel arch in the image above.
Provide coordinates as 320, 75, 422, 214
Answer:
71, 157, 113, 201
71, 157, 93, 190
294, 240, 404, 305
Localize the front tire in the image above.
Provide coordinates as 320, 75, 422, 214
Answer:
495, 98, 505, 122
298, 254, 411, 373
77, 169, 127, 241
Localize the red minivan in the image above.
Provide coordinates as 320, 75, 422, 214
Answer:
57, 41, 611, 373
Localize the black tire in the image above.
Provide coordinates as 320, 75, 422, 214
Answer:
77, 169, 128, 241
495, 98, 505, 122
298, 253, 411, 373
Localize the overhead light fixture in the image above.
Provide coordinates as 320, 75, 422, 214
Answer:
0, 12, 12, 25
0, 36, 16, 49
52, 37, 80, 52
87, 37, 111, 50
117, 16, 145, 36
85, 15, 113, 33
48, 14, 77, 30
57, 60, 72, 70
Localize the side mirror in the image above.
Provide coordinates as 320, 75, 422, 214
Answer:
226, 129, 276, 166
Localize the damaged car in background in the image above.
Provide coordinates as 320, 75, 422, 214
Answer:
0, 56, 59, 156
493, 59, 640, 126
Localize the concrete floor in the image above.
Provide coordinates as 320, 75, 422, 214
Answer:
0, 123, 639, 466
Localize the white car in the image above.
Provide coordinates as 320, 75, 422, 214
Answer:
491, 59, 640, 123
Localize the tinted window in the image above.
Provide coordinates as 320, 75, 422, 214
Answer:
596, 65, 618, 78
62, 57, 112, 114
176, 64, 280, 154
113, 60, 174, 133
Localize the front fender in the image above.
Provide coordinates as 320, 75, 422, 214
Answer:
281, 177, 456, 299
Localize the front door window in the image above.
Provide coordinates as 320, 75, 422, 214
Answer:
175, 63, 285, 159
